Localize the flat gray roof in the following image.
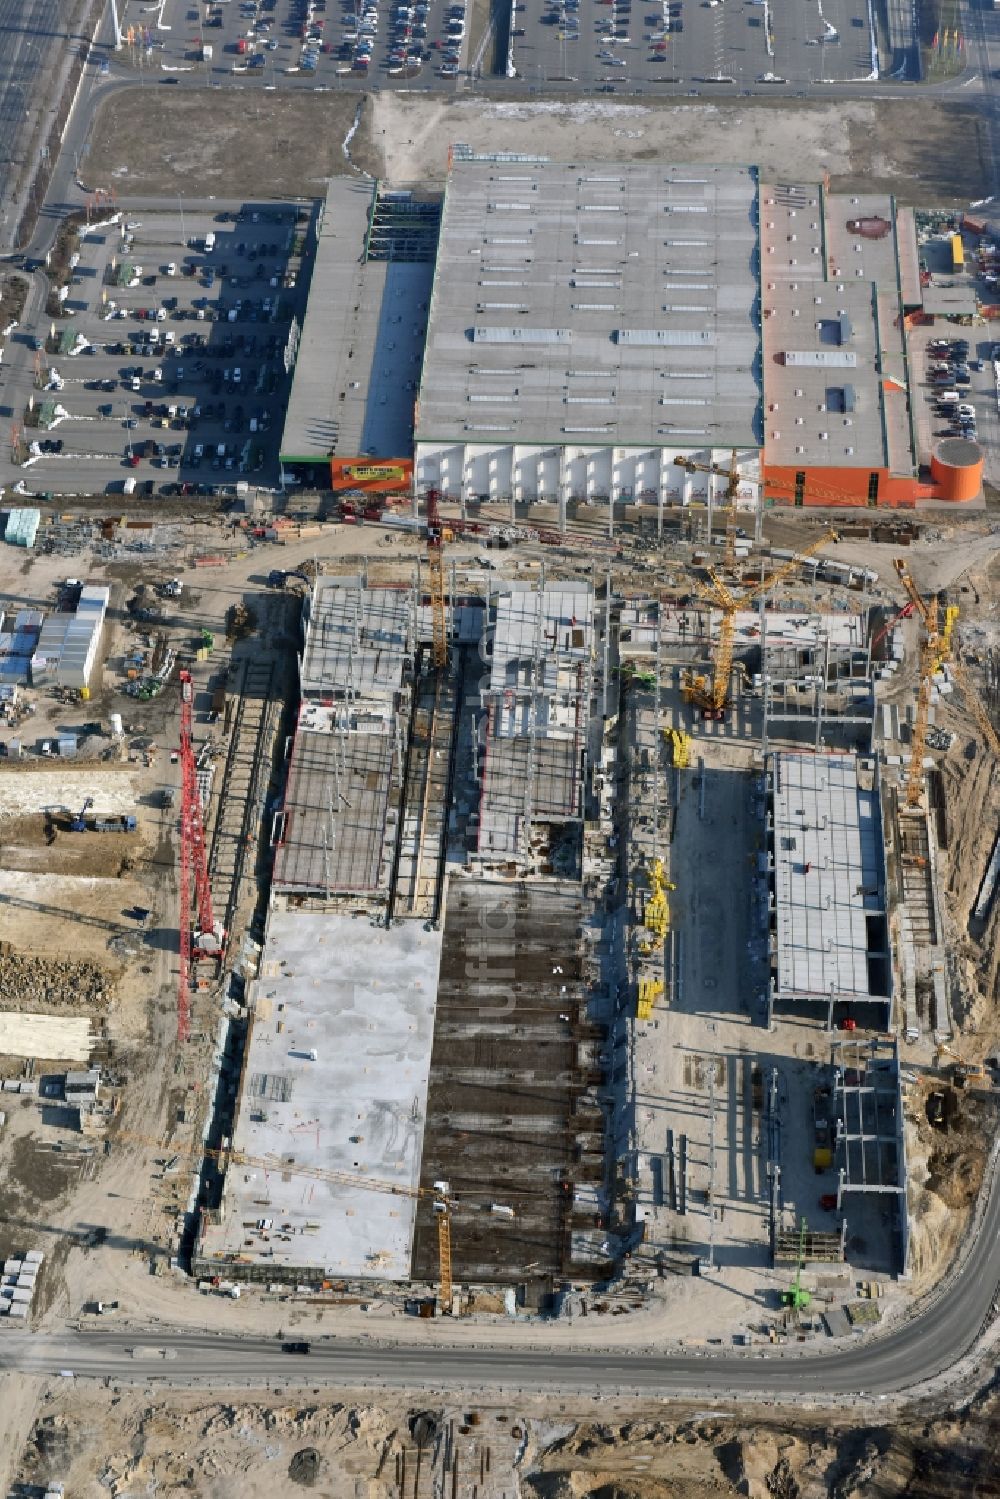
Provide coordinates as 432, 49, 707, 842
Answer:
280, 181, 432, 463
922, 286, 977, 316
417, 161, 761, 449
894, 206, 923, 309
876, 288, 916, 476
771, 752, 883, 1001
763, 279, 886, 469
824, 192, 900, 293
199, 910, 442, 1280
281, 179, 373, 462
759, 182, 921, 476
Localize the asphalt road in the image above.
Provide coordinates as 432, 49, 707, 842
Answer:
0, 0, 64, 228
1, 1144, 998, 1398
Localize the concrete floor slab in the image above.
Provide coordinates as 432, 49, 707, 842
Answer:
200, 909, 442, 1280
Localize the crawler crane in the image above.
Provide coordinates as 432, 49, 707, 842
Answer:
781, 1219, 813, 1313
684, 528, 839, 717
424, 486, 449, 669
893, 561, 1000, 807
176, 670, 220, 1044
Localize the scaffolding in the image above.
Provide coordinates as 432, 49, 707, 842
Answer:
831, 1035, 909, 1273
365, 189, 441, 264
476, 583, 596, 868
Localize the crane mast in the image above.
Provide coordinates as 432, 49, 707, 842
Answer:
109, 1127, 460, 1311
904, 592, 938, 810
686, 528, 838, 717
177, 669, 217, 1043
425, 487, 448, 669
674, 448, 742, 571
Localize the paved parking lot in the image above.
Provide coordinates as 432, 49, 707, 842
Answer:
911, 321, 1000, 490
112, 0, 875, 88
906, 231, 1000, 491
2, 203, 309, 499
115, 0, 469, 89
510, 0, 874, 91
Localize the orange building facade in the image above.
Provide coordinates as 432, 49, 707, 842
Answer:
763, 449, 983, 510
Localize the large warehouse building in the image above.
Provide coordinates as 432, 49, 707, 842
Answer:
279, 158, 984, 514
414, 161, 762, 525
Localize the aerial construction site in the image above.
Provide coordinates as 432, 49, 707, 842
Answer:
0, 154, 999, 1499
2, 484, 996, 1330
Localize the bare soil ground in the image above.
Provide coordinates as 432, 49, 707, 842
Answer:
82, 89, 990, 205
84, 89, 369, 199
9, 1382, 1000, 1499
361, 94, 989, 204
0, 273, 28, 329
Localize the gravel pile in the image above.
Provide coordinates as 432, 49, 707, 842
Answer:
0, 951, 115, 1013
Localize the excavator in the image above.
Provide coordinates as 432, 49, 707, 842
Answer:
935, 1043, 988, 1088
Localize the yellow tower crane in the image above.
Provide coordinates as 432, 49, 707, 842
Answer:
894, 561, 1000, 808
684, 528, 839, 718
106, 1130, 469, 1312
674, 449, 744, 571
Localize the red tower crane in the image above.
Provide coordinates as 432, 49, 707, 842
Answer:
870, 599, 916, 656
177, 670, 218, 1043
425, 487, 448, 669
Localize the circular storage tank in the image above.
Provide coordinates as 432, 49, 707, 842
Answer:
930, 437, 984, 503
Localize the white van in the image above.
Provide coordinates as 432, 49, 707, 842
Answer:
939, 388, 960, 403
